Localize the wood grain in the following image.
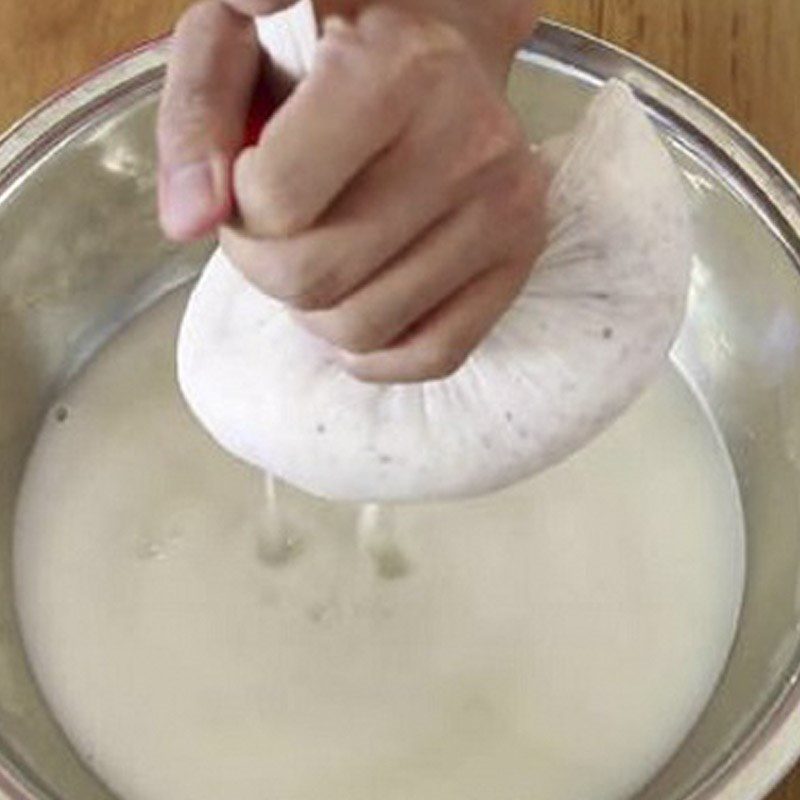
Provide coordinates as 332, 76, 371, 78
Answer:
3, 0, 800, 179
2, 1, 799, 798
541, 0, 800, 178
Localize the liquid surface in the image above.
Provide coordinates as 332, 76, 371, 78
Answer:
14, 289, 745, 800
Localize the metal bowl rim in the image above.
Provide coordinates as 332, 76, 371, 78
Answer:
1, 20, 799, 800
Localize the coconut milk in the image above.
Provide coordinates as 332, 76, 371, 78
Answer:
14, 288, 745, 800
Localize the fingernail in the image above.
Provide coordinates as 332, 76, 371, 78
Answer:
322, 15, 354, 39
160, 160, 219, 241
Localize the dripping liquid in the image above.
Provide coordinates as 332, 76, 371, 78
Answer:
258, 476, 411, 579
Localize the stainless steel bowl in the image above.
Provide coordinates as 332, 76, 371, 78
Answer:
1, 22, 800, 800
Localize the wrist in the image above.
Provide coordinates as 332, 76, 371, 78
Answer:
313, 0, 539, 83
459, 0, 540, 78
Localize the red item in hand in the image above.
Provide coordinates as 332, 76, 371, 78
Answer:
243, 79, 280, 148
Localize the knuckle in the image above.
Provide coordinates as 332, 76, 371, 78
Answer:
446, 105, 523, 189
260, 261, 315, 304
222, 228, 345, 311
362, 7, 467, 86
277, 261, 316, 302
284, 269, 343, 311
315, 25, 361, 75
219, 233, 294, 301
418, 336, 469, 380
233, 162, 308, 239
371, 75, 416, 132
406, 30, 467, 91
318, 42, 410, 131
251, 257, 340, 311
469, 106, 523, 171
501, 164, 544, 225
478, 158, 544, 249
392, 10, 468, 65
261, 203, 308, 239
328, 310, 385, 354
232, 163, 268, 224
340, 358, 378, 383
316, 10, 469, 133
221, 234, 275, 291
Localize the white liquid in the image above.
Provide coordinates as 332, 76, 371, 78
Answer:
14, 290, 745, 800
257, 474, 304, 566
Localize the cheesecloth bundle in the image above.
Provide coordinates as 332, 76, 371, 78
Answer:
177, 3, 693, 501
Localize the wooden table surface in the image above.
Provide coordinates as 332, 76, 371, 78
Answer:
3, 1, 799, 798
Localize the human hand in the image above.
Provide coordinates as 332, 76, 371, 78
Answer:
158, 1, 545, 382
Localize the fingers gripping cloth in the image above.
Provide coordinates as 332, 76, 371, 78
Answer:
177, 4, 693, 502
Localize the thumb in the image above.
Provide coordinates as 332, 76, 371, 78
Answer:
157, 1, 264, 241
223, 0, 300, 12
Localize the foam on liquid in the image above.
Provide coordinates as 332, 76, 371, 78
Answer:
14, 289, 745, 800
